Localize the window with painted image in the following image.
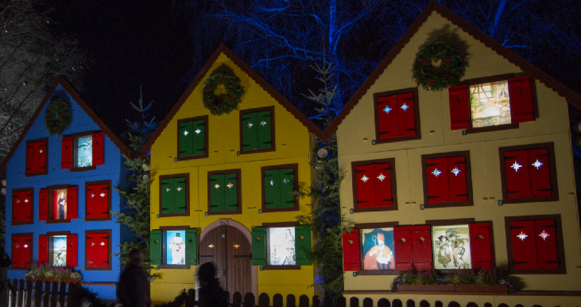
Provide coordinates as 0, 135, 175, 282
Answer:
53, 188, 68, 220
432, 224, 472, 270
149, 228, 198, 267
469, 81, 511, 128
39, 186, 78, 222
75, 135, 93, 167
38, 233, 78, 268
166, 230, 186, 265
52, 235, 67, 266
267, 227, 296, 266
61, 132, 104, 170
361, 228, 395, 270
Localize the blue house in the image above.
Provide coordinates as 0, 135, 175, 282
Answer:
0, 76, 132, 301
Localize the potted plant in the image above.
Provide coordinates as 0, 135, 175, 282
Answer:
393, 269, 510, 294
25, 263, 82, 284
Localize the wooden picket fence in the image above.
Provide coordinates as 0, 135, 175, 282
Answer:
7, 279, 82, 307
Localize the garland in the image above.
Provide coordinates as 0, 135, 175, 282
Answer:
411, 41, 466, 91
44, 99, 72, 135
202, 72, 244, 116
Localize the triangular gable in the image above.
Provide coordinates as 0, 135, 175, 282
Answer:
140, 43, 324, 158
322, 1, 581, 141
0, 76, 132, 174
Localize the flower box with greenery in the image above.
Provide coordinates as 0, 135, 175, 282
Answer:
25, 263, 82, 284
393, 269, 511, 294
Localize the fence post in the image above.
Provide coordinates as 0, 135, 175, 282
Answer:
258, 293, 269, 307
9, 279, 17, 307
33, 280, 43, 307
42, 281, 51, 307
243, 292, 255, 307
66, 282, 77, 307
232, 292, 242, 307
323, 296, 333, 307
50, 281, 58, 307
337, 296, 346, 307
24, 279, 33, 307
363, 298, 373, 307
17, 279, 24, 307
313, 295, 320, 307
273, 294, 283, 307
378, 298, 391, 307
350, 297, 359, 307
286, 294, 295, 307
299, 295, 309, 307
186, 289, 196, 307
58, 282, 67, 306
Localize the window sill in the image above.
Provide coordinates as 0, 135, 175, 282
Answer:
159, 212, 190, 218
46, 219, 71, 224
502, 196, 559, 204
84, 267, 112, 271
261, 265, 300, 270
24, 171, 48, 177
207, 209, 241, 215
261, 206, 299, 213
374, 134, 420, 144
239, 147, 275, 155
353, 206, 398, 213
69, 166, 96, 172
84, 216, 112, 222
11, 221, 33, 226
176, 155, 208, 161
465, 123, 519, 134
158, 265, 190, 270
423, 201, 473, 209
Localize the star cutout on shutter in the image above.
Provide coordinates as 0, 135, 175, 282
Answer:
176, 187, 182, 192
100, 193, 106, 197
166, 188, 171, 192
477, 235, 484, 241
91, 242, 95, 246
539, 230, 550, 241
91, 194, 95, 198
24, 244, 28, 248
227, 182, 234, 189
16, 200, 20, 203
100, 242, 105, 246
383, 106, 392, 114
532, 159, 543, 170
183, 130, 189, 136
431, 168, 442, 177
260, 121, 267, 126
400, 103, 409, 111
15, 244, 19, 249
451, 167, 461, 176
214, 183, 220, 189
377, 173, 386, 182
39, 150, 43, 153
247, 122, 253, 129
270, 180, 275, 186
517, 231, 528, 241
511, 161, 523, 172
195, 129, 201, 134
360, 175, 369, 183
283, 178, 290, 184
209, 244, 215, 248
24, 199, 28, 203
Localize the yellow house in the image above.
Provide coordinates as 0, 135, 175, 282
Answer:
140, 44, 323, 303
323, 2, 581, 306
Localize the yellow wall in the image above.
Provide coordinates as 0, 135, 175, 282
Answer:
149, 53, 315, 302
336, 10, 581, 297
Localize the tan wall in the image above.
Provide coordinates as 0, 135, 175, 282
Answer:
337, 12, 581, 292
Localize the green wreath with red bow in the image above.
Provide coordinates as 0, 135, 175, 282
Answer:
202, 72, 244, 115
44, 99, 72, 135
412, 41, 466, 91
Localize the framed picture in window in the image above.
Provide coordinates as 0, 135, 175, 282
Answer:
267, 226, 297, 266
361, 227, 396, 270
431, 224, 472, 270
165, 230, 186, 265
53, 188, 68, 221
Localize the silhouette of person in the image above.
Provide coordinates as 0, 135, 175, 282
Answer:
117, 249, 150, 307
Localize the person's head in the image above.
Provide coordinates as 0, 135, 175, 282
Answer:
197, 262, 216, 287
377, 233, 385, 247
128, 248, 144, 266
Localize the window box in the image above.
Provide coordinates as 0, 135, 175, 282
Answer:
12, 188, 33, 225
351, 159, 397, 212
61, 131, 104, 171
39, 185, 78, 223
240, 107, 274, 154
25, 138, 48, 176
26, 276, 80, 284
252, 222, 311, 269
373, 88, 421, 143
85, 181, 111, 221
11, 233, 33, 270
159, 174, 190, 217
177, 116, 208, 160
84, 230, 111, 270
261, 164, 299, 213
38, 232, 77, 267
207, 170, 241, 215
422, 151, 473, 208
150, 227, 198, 268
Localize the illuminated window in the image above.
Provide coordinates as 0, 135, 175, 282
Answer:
51, 235, 67, 266
165, 230, 186, 265
469, 81, 511, 128
75, 135, 93, 168
53, 188, 68, 221
267, 227, 297, 266
360, 227, 395, 270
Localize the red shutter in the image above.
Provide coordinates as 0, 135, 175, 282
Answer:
342, 229, 361, 271
426, 158, 449, 203
12, 237, 21, 267
504, 150, 532, 199
97, 233, 109, 267
377, 96, 399, 139
355, 165, 376, 208
374, 163, 393, 207
92, 132, 104, 166
528, 149, 552, 198
66, 186, 78, 220
535, 220, 559, 269
412, 225, 432, 271
61, 137, 73, 169
25, 143, 35, 174
21, 190, 32, 222
86, 234, 97, 267
66, 234, 78, 267
36, 140, 47, 173
510, 221, 537, 269
39, 189, 48, 221
447, 156, 468, 202
469, 222, 494, 270
394, 226, 413, 271
21, 236, 32, 268
396, 93, 416, 137
38, 235, 48, 266
87, 184, 109, 219
12, 192, 22, 223
448, 85, 471, 130
509, 76, 535, 123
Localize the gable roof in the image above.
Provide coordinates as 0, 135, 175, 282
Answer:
140, 43, 324, 158
321, 1, 581, 141
0, 76, 132, 174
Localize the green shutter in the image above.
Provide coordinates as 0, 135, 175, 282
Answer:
257, 111, 272, 149
279, 168, 295, 208
224, 173, 239, 211
251, 227, 266, 266
242, 112, 258, 151
264, 169, 280, 209
185, 229, 198, 266
174, 177, 187, 213
192, 119, 206, 155
209, 174, 225, 212
161, 179, 175, 214
295, 226, 312, 265
150, 230, 162, 265
178, 121, 193, 157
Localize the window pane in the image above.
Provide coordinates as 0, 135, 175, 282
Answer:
76, 135, 93, 167
432, 224, 472, 269
52, 235, 67, 266
54, 189, 67, 220
361, 228, 395, 270
267, 227, 296, 265
470, 81, 511, 128
166, 230, 186, 265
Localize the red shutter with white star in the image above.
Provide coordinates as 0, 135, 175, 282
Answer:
394, 226, 413, 271
66, 234, 78, 268
12, 191, 23, 223
36, 140, 47, 173
342, 229, 360, 271
469, 222, 494, 270
39, 189, 48, 221
92, 132, 104, 166
86, 184, 109, 219
355, 165, 375, 208
396, 93, 416, 137
447, 156, 468, 202
412, 225, 432, 271
535, 220, 559, 269
21, 236, 32, 268
374, 163, 393, 207
510, 220, 537, 269
38, 235, 48, 266
377, 95, 399, 139
509, 76, 535, 123
528, 148, 552, 198
426, 158, 449, 203
448, 84, 471, 130
504, 150, 532, 199
66, 186, 78, 220
12, 237, 22, 267
25, 142, 36, 174
86, 234, 98, 267
61, 137, 73, 169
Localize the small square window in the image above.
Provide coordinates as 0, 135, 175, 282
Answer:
165, 230, 186, 265
75, 135, 93, 168
150, 228, 198, 268
177, 116, 208, 160
267, 227, 297, 266
51, 235, 68, 266
11, 233, 33, 270
373, 88, 421, 144
12, 188, 33, 225
422, 151, 473, 209
207, 170, 241, 215
85, 180, 111, 221
25, 138, 48, 176
360, 227, 396, 270
261, 164, 298, 213
42, 185, 78, 223
254, 223, 311, 269
240, 107, 275, 154
85, 230, 111, 270
431, 224, 472, 270
159, 174, 190, 217
469, 81, 511, 128
61, 132, 104, 171
352, 159, 397, 212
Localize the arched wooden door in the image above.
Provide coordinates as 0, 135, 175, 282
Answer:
199, 225, 252, 296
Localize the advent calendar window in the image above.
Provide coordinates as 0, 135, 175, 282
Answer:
421, 151, 473, 208
208, 170, 240, 215
373, 88, 420, 144
262, 164, 298, 213
25, 138, 48, 176
85, 230, 111, 270
251, 224, 311, 268
11, 233, 32, 269
240, 106, 274, 154
38, 233, 78, 268
352, 159, 398, 212
85, 181, 111, 221
159, 174, 190, 217
505, 215, 565, 274
177, 116, 208, 160
61, 132, 104, 170
12, 188, 33, 225
38, 185, 78, 222
149, 228, 198, 268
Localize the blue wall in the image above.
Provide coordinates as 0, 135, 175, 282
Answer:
5, 83, 129, 301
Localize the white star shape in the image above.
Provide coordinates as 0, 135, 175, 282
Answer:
91, 194, 95, 198
16, 200, 20, 203
532, 160, 543, 170
383, 106, 392, 114
100, 242, 105, 246
400, 103, 409, 111
247, 122, 253, 129
166, 188, 171, 192
183, 130, 189, 136
283, 178, 290, 184
24, 199, 28, 203
24, 244, 28, 248
517, 231, 528, 241
227, 182, 234, 189
176, 187, 182, 192
100, 193, 106, 197
432, 168, 442, 177
360, 175, 369, 183
539, 230, 550, 241
260, 121, 267, 126
377, 173, 386, 182
270, 180, 275, 186
451, 167, 461, 176
214, 183, 220, 189
195, 129, 201, 134
511, 161, 523, 172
